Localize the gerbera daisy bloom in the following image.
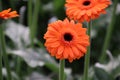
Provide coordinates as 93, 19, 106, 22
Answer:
65, 0, 111, 22
0, 8, 19, 19
44, 18, 89, 62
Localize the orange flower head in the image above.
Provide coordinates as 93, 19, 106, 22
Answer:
65, 0, 111, 22
0, 8, 19, 19
44, 18, 89, 62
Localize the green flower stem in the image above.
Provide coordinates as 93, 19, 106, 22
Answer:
31, 0, 40, 41
83, 21, 92, 80
28, 0, 40, 47
27, 0, 40, 74
0, 1, 3, 80
16, 57, 22, 76
99, 0, 118, 63
59, 60, 65, 80
0, 25, 12, 80
27, 0, 33, 75
0, 27, 3, 80
28, 0, 33, 47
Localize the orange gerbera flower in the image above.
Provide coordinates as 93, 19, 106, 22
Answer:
44, 18, 89, 62
65, 0, 111, 22
0, 8, 19, 19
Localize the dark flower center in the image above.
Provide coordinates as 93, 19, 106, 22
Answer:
64, 33, 73, 41
83, 1, 91, 6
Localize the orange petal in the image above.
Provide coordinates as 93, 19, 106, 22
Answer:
63, 47, 69, 58
71, 46, 80, 57
68, 47, 74, 58
76, 44, 87, 53
57, 46, 64, 55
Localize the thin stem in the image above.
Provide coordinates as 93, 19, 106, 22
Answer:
0, 26, 3, 80
31, 0, 40, 43
0, 25, 12, 80
83, 21, 91, 80
0, 1, 3, 80
28, 0, 33, 47
16, 57, 21, 76
99, 0, 118, 63
27, 0, 40, 75
16, 2, 27, 76
0, 0, 2, 10
28, 0, 40, 47
59, 60, 65, 80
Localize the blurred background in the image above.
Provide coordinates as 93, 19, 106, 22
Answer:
1, 0, 120, 80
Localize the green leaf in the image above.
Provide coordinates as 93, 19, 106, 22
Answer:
94, 67, 114, 80
111, 65, 120, 78
8, 48, 58, 68
45, 62, 59, 73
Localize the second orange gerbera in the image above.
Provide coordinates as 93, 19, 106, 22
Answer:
65, 0, 111, 22
0, 8, 19, 19
44, 18, 89, 62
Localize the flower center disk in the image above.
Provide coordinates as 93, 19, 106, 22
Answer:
64, 33, 73, 42
83, 0, 91, 6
